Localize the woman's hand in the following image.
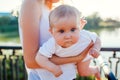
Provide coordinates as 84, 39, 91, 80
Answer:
76, 41, 94, 62
80, 17, 87, 30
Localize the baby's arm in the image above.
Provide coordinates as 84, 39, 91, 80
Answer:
89, 37, 101, 58
35, 52, 63, 77
76, 37, 101, 78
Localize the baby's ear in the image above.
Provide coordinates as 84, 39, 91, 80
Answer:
80, 19, 87, 29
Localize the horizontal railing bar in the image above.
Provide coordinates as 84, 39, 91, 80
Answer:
0, 45, 22, 49
101, 47, 120, 51
0, 45, 120, 51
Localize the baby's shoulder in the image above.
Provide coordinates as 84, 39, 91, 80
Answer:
80, 29, 90, 36
80, 29, 97, 36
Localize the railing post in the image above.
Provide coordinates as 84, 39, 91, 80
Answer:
0, 49, 2, 80
113, 51, 116, 58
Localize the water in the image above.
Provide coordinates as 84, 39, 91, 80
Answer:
99, 27, 120, 48
1, 27, 120, 46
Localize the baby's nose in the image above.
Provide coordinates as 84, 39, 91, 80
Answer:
65, 33, 71, 38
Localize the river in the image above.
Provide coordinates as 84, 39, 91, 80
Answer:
99, 27, 120, 48
1, 27, 120, 47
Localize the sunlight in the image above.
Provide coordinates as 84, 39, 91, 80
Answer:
0, 0, 21, 12
64, 0, 120, 19
0, 0, 120, 19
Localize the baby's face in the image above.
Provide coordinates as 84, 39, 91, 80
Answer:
50, 17, 80, 48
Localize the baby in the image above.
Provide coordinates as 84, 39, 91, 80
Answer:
35, 5, 101, 80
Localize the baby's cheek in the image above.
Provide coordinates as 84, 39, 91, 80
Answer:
73, 35, 79, 43
55, 36, 64, 45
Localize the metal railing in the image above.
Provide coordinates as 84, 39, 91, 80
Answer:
99, 47, 120, 80
0, 45, 120, 80
0, 45, 26, 80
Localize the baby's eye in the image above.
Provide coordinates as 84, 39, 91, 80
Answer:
59, 30, 64, 33
71, 28, 76, 32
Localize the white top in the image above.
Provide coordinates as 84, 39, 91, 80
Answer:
36, 30, 97, 80
39, 5, 51, 46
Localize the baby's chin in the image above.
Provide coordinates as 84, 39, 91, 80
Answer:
61, 42, 73, 48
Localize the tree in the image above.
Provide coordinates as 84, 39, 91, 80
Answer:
0, 16, 11, 25
84, 12, 102, 29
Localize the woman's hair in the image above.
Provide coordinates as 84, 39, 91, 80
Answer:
45, 0, 64, 9
45, 0, 53, 9
49, 5, 81, 28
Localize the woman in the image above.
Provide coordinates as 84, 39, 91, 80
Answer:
19, 0, 93, 80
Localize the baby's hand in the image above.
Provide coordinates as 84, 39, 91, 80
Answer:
52, 65, 63, 77
80, 17, 87, 29
89, 48, 100, 58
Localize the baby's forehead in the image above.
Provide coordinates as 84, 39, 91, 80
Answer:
54, 15, 78, 23
55, 17, 77, 25
52, 19, 80, 30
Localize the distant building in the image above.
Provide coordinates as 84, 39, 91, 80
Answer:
0, 12, 12, 17
0, 12, 16, 20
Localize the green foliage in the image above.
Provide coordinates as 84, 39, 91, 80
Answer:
0, 15, 18, 33
99, 18, 120, 27
84, 12, 102, 30
84, 12, 120, 30
76, 74, 95, 80
0, 24, 19, 43
0, 15, 18, 26
0, 24, 18, 33
0, 15, 19, 43
0, 54, 26, 80
0, 16, 11, 25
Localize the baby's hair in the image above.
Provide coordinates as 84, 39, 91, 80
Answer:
49, 5, 81, 28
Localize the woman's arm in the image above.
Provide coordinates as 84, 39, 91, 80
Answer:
50, 41, 94, 65
19, 0, 42, 68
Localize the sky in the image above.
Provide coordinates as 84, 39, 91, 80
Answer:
0, 0, 120, 20
0, 0, 21, 12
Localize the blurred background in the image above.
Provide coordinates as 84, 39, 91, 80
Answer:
0, 0, 120, 47
0, 0, 120, 80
